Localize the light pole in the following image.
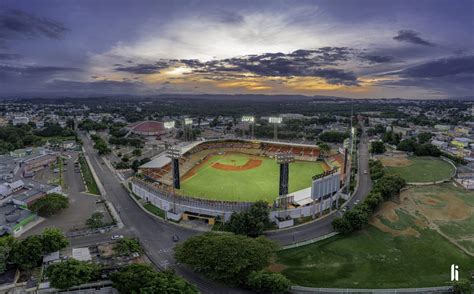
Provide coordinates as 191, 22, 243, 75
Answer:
276, 152, 294, 219
242, 116, 255, 139
167, 146, 181, 213
269, 117, 282, 141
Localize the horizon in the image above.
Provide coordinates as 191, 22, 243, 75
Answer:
0, 0, 473, 99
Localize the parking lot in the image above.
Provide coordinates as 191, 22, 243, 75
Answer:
24, 151, 113, 236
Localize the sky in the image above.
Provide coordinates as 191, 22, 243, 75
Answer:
0, 0, 473, 98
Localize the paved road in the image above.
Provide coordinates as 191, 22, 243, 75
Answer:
266, 127, 372, 245
76, 128, 372, 293
78, 132, 244, 293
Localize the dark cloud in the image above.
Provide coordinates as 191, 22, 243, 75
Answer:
0, 52, 21, 60
178, 48, 359, 85
0, 9, 67, 41
380, 55, 474, 96
0, 64, 79, 77
393, 30, 434, 46
114, 61, 171, 74
358, 53, 395, 64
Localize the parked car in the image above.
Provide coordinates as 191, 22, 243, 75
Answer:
172, 235, 179, 242
364, 170, 367, 174
111, 235, 124, 240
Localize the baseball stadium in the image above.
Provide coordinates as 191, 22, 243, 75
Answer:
138, 139, 344, 204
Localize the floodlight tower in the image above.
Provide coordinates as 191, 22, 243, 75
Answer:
184, 118, 193, 141
269, 117, 282, 141
242, 116, 255, 139
276, 152, 294, 197
167, 146, 181, 212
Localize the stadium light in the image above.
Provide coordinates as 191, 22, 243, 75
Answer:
269, 117, 282, 124
167, 146, 181, 159
164, 121, 175, 129
184, 118, 193, 125
269, 117, 282, 140
275, 152, 295, 164
242, 116, 255, 123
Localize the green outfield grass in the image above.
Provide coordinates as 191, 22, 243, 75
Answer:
385, 156, 454, 183
179, 153, 325, 202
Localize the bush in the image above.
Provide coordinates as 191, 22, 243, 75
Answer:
114, 238, 142, 256
226, 201, 270, 237
30, 193, 69, 217
86, 211, 105, 229
246, 271, 291, 293
46, 259, 101, 290
368, 159, 384, 180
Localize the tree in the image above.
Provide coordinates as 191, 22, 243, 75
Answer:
175, 233, 278, 285
30, 193, 69, 217
451, 279, 472, 294
226, 201, 270, 237
318, 143, 330, 157
86, 211, 105, 229
417, 132, 433, 144
0, 236, 15, 274
111, 264, 197, 294
319, 131, 349, 143
114, 238, 142, 256
41, 228, 69, 253
10, 235, 44, 270
132, 149, 142, 156
397, 138, 417, 152
246, 271, 291, 293
371, 141, 385, 154
46, 259, 100, 290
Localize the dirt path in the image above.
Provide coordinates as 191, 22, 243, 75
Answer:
212, 158, 262, 171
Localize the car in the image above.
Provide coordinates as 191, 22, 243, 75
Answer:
111, 235, 124, 240
354, 200, 360, 205
363, 170, 367, 174
341, 206, 348, 212
172, 235, 179, 242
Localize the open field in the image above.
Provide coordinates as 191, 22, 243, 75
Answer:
383, 156, 454, 183
179, 153, 325, 202
276, 182, 474, 288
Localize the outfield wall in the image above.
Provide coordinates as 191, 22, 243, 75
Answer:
131, 177, 345, 222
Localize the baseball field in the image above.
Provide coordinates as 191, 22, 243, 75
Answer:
179, 152, 327, 202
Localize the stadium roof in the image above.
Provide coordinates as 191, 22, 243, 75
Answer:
128, 121, 166, 134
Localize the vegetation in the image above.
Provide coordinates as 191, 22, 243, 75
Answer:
370, 141, 385, 154
451, 279, 472, 294
277, 226, 474, 288
368, 159, 384, 180
8, 229, 68, 270
319, 131, 348, 143
30, 193, 69, 217
110, 264, 198, 294
385, 157, 454, 183
78, 119, 107, 131
86, 211, 105, 228
332, 174, 406, 234
175, 233, 278, 285
114, 238, 142, 256
246, 270, 291, 293
226, 201, 271, 237
46, 259, 101, 290
78, 154, 100, 195
143, 203, 166, 218
0, 236, 15, 273
131, 157, 151, 172
90, 134, 110, 155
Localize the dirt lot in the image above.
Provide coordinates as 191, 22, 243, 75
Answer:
377, 153, 411, 167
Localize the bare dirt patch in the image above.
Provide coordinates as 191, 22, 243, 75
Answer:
379, 154, 411, 167
212, 158, 262, 171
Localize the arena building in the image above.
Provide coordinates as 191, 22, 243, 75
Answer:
126, 121, 166, 136
130, 139, 348, 226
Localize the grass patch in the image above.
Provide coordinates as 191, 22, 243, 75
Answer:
277, 226, 474, 288
385, 157, 454, 183
180, 153, 325, 202
78, 154, 100, 195
143, 203, 165, 219
438, 215, 474, 239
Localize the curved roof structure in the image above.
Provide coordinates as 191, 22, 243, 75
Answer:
128, 121, 166, 135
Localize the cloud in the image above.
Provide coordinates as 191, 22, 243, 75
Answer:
400, 55, 474, 78
358, 53, 395, 64
0, 9, 67, 41
0, 53, 21, 60
393, 30, 434, 46
114, 61, 172, 74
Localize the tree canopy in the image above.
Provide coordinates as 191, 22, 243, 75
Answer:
175, 233, 278, 285
30, 193, 69, 217
226, 201, 271, 237
46, 259, 101, 290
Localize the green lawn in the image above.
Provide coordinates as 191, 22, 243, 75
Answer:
277, 226, 474, 288
143, 203, 165, 219
385, 157, 454, 183
78, 154, 100, 195
179, 153, 325, 202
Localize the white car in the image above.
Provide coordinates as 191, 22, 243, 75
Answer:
111, 235, 124, 240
